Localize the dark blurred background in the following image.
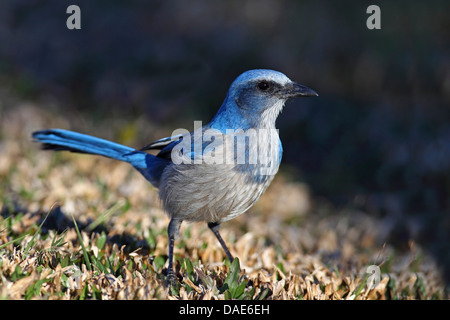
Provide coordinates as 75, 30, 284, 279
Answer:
0, 0, 449, 286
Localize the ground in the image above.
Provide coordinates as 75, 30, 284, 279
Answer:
0, 103, 447, 300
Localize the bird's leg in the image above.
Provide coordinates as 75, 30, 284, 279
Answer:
208, 222, 234, 262
166, 218, 182, 285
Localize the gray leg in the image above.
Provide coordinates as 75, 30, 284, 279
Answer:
208, 222, 234, 262
167, 218, 182, 284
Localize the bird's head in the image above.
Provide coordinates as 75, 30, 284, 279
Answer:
224, 69, 318, 127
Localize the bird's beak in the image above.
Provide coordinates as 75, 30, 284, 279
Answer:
281, 82, 319, 99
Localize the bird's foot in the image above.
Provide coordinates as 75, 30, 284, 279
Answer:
165, 270, 178, 288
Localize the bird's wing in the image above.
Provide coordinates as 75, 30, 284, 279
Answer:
139, 133, 194, 161
138, 134, 184, 151
139, 125, 216, 160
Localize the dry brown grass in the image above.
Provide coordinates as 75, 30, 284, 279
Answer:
0, 104, 447, 300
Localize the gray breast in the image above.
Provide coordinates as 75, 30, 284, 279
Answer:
158, 129, 281, 223
159, 163, 273, 223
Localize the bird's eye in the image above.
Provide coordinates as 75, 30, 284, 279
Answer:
257, 81, 271, 91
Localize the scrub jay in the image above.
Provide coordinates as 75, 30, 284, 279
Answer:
32, 69, 318, 282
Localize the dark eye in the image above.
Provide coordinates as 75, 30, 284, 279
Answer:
257, 81, 271, 91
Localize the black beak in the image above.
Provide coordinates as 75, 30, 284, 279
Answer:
281, 82, 319, 99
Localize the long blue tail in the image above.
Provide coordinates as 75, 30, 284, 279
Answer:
32, 129, 168, 187
33, 129, 135, 160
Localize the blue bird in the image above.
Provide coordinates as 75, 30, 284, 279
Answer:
32, 69, 318, 282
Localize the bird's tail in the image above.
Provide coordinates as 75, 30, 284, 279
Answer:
32, 129, 135, 161
32, 129, 167, 187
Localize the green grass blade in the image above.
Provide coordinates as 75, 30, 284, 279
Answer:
0, 233, 30, 249
23, 210, 51, 256
353, 273, 370, 299
71, 214, 92, 271
86, 200, 125, 231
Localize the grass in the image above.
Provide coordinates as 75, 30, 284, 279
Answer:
0, 105, 448, 300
